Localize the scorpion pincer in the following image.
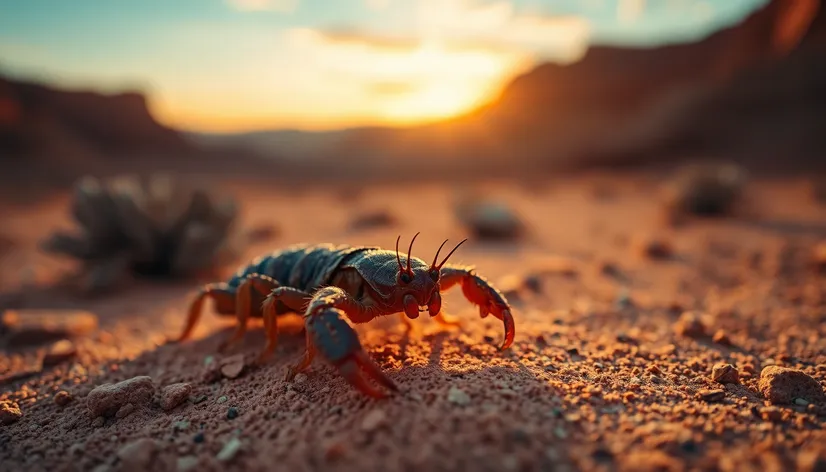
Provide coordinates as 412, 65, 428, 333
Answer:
172, 233, 515, 398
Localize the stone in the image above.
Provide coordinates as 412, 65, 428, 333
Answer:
759, 366, 826, 405
86, 376, 155, 417
160, 383, 192, 411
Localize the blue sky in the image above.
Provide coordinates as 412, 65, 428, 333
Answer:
0, 0, 768, 131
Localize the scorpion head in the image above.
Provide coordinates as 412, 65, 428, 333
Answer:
390, 233, 466, 320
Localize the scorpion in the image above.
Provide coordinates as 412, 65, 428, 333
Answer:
173, 233, 515, 398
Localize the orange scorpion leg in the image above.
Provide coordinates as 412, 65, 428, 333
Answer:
173, 283, 234, 343
218, 273, 281, 353
255, 286, 311, 365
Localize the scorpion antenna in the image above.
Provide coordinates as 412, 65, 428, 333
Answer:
395, 235, 404, 272
431, 239, 450, 270
436, 238, 468, 270
406, 232, 420, 273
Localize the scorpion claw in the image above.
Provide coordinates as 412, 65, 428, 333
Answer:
309, 308, 398, 398
462, 274, 515, 351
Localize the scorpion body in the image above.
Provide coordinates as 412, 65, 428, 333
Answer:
174, 235, 515, 398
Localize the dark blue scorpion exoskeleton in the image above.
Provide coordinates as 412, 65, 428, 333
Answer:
173, 234, 515, 398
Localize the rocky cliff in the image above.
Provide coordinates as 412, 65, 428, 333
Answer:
0, 75, 192, 184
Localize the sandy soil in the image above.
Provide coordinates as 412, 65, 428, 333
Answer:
1, 173, 825, 472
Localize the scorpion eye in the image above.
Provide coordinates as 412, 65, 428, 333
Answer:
429, 269, 439, 281
400, 272, 413, 284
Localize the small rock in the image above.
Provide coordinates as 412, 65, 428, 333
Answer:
217, 437, 242, 462
794, 398, 810, 407
360, 408, 387, 432
1, 309, 98, 346
227, 407, 239, 420
86, 375, 155, 417
698, 389, 726, 403
638, 236, 674, 260
712, 329, 732, 346
193, 432, 205, 443
711, 363, 740, 384
759, 366, 826, 405
117, 438, 157, 470
217, 396, 228, 404
0, 400, 22, 424
177, 456, 199, 472
662, 162, 747, 222
220, 355, 245, 379
42, 340, 78, 366
160, 383, 192, 411
675, 311, 706, 338
454, 195, 525, 241
54, 390, 73, 406
91, 417, 105, 428
115, 403, 135, 419
448, 386, 471, 406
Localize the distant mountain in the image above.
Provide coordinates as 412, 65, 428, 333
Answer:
195, 0, 825, 176
0, 74, 196, 184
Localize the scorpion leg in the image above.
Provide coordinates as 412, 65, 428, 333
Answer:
439, 264, 515, 350
172, 283, 234, 343
218, 273, 281, 353
255, 286, 311, 365
294, 286, 397, 398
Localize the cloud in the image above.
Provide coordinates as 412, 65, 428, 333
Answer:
226, 0, 299, 12
617, 0, 646, 23
366, 80, 420, 96
307, 27, 421, 52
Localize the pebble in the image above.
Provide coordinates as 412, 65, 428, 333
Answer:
711, 363, 740, 384
698, 389, 726, 403
217, 438, 242, 462
160, 383, 192, 411
227, 407, 239, 420
455, 197, 524, 241
675, 311, 707, 338
448, 387, 471, 406
220, 355, 245, 379
115, 403, 135, 419
1, 309, 98, 345
42, 340, 78, 366
92, 417, 105, 428
0, 401, 22, 424
639, 236, 674, 260
193, 432, 205, 444
759, 366, 826, 405
217, 396, 228, 404
712, 329, 732, 346
360, 408, 387, 431
116, 438, 157, 470
86, 376, 155, 417
54, 390, 73, 406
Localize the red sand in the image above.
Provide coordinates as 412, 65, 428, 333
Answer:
1, 175, 825, 472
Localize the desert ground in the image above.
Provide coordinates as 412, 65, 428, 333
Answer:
1, 172, 825, 472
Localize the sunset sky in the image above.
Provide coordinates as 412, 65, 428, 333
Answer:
0, 0, 768, 132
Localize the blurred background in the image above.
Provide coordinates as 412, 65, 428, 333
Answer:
1, 0, 824, 190
1, 0, 825, 297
